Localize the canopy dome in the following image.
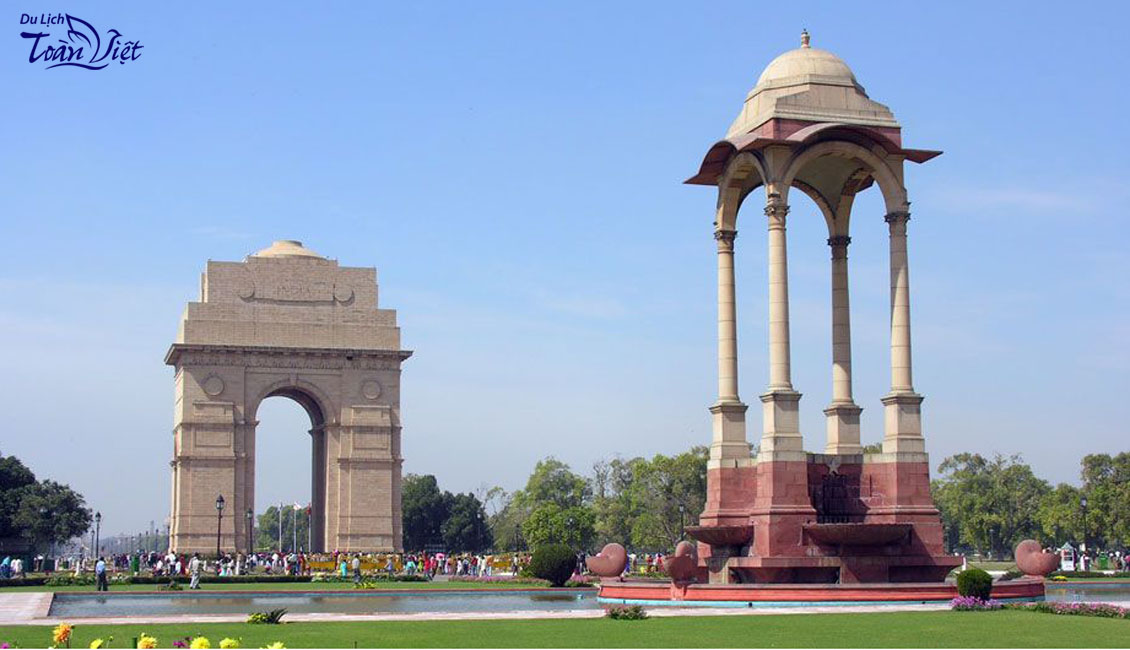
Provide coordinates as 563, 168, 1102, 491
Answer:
755, 46, 860, 89
726, 31, 898, 138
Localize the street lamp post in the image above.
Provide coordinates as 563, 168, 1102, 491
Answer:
215, 494, 226, 557
246, 509, 254, 554
94, 512, 102, 557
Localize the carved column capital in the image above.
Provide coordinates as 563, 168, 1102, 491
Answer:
827, 235, 852, 247
764, 195, 789, 230
714, 229, 737, 252
884, 211, 911, 231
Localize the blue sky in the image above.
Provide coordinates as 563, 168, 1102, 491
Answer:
1, 1, 1127, 535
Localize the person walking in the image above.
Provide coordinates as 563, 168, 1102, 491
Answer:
95, 557, 108, 591
189, 553, 202, 590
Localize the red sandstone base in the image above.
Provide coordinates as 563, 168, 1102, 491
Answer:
598, 577, 1045, 606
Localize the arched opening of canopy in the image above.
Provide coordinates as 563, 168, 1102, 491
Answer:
250, 386, 328, 553
715, 137, 907, 454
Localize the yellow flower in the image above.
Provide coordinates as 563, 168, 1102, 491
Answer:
262, 643, 286, 649
220, 639, 241, 649
191, 637, 212, 649
89, 640, 104, 649
138, 634, 159, 649
52, 623, 74, 645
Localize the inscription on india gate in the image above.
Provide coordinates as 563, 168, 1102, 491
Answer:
166, 240, 411, 553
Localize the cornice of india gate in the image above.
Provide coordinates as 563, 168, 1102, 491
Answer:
165, 343, 413, 368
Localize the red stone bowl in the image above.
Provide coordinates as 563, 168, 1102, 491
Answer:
667, 540, 699, 583
1015, 539, 1059, 577
586, 543, 628, 578
684, 525, 754, 547
804, 523, 912, 546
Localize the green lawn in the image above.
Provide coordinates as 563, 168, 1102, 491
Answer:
0, 581, 563, 593
2, 611, 1128, 648
968, 562, 1018, 571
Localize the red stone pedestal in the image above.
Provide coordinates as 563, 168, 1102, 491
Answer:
690, 453, 961, 584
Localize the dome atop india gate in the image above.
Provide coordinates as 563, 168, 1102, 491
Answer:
250, 239, 325, 259
725, 30, 899, 138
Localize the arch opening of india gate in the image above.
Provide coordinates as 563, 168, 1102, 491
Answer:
166, 239, 410, 554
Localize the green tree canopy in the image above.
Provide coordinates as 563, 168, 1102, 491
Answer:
521, 503, 595, 550
256, 505, 309, 552
0, 453, 90, 551
515, 458, 590, 511
1078, 452, 1130, 548
402, 474, 449, 551
441, 492, 493, 553
933, 453, 1050, 558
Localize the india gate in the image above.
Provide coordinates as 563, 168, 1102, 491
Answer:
166, 240, 410, 553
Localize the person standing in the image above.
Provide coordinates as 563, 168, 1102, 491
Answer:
189, 553, 202, 590
95, 557, 108, 591
351, 554, 362, 583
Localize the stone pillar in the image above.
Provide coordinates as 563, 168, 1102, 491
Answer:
760, 195, 803, 458
716, 229, 740, 403
824, 235, 862, 454
709, 228, 750, 468
881, 211, 925, 454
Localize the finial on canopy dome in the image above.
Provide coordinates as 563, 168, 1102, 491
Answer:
801, 29, 810, 48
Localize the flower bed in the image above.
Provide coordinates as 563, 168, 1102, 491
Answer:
1008, 602, 1129, 619
950, 596, 1003, 611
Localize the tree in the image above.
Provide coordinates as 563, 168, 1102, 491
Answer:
625, 447, 708, 550
1078, 452, 1130, 548
591, 457, 636, 547
0, 453, 90, 551
521, 503, 595, 550
441, 493, 492, 552
256, 505, 309, 552
515, 458, 590, 510
0, 454, 37, 538
1036, 483, 1083, 545
402, 474, 449, 551
491, 458, 594, 551
13, 480, 92, 551
589, 447, 708, 551
933, 453, 1050, 558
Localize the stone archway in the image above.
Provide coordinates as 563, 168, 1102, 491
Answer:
166, 240, 411, 554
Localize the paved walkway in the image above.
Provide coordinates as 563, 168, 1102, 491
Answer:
0, 591, 952, 627
0, 593, 52, 624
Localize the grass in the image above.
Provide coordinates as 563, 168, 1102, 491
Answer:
1, 611, 1128, 648
0, 581, 563, 593
968, 562, 1018, 571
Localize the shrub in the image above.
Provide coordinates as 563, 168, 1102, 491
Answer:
955, 568, 993, 600
527, 544, 576, 588
0, 576, 48, 588
45, 574, 96, 587
998, 569, 1025, 582
1049, 570, 1130, 579
448, 576, 550, 587
246, 608, 287, 624
606, 605, 649, 620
